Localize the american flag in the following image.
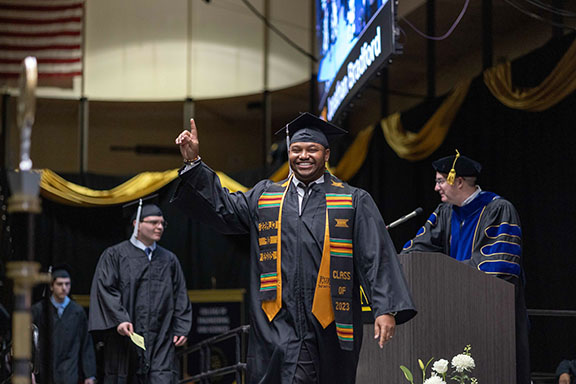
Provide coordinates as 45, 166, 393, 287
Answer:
0, 0, 84, 79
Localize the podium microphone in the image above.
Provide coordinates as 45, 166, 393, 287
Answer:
386, 207, 424, 230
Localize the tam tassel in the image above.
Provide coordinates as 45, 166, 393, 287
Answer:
446, 149, 460, 185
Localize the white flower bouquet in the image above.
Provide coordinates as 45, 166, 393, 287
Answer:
400, 345, 478, 384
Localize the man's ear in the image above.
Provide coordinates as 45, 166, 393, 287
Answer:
324, 148, 331, 163
456, 177, 464, 188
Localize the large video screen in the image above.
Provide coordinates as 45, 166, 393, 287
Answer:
316, 0, 398, 122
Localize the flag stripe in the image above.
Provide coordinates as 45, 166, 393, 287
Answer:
0, 0, 84, 79
0, 57, 81, 64
0, 30, 81, 38
0, 3, 84, 12
0, 16, 82, 24
0, 22, 81, 33
0, 43, 81, 50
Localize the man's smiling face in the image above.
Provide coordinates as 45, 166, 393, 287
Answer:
289, 142, 330, 184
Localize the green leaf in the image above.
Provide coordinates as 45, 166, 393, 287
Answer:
399, 366, 414, 383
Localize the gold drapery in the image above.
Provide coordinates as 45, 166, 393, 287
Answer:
483, 39, 576, 111
381, 80, 471, 161
38, 38, 576, 206
40, 168, 248, 207
333, 123, 375, 180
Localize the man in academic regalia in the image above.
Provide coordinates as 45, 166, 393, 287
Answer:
556, 359, 576, 384
401, 151, 531, 384
172, 113, 417, 384
88, 204, 192, 384
32, 267, 96, 384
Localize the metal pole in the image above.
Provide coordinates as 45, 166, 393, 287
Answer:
482, 0, 493, 70
186, 0, 193, 103
262, 0, 272, 167
1, 93, 9, 169
184, 98, 195, 130
426, 0, 436, 99
309, 0, 317, 114
78, 97, 89, 176
380, 68, 389, 117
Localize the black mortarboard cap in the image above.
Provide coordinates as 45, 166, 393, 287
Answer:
130, 204, 163, 222
122, 194, 161, 238
122, 194, 161, 221
275, 112, 348, 149
432, 151, 482, 179
51, 264, 71, 281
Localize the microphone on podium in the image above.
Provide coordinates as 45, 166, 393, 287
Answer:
386, 207, 424, 230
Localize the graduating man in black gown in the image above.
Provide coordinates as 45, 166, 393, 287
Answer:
172, 113, 416, 384
32, 267, 96, 384
401, 151, 530, 384
88, 204, 192, 383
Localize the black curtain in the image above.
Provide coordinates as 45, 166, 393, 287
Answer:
348, 34, 576, 373
2, 33, 576, 375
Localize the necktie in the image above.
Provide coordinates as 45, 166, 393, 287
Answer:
57, 304, 64, 318
299, 182, 312, 214
145, 247, 152, 259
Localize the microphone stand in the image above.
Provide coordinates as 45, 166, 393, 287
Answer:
386, 207, 424, 230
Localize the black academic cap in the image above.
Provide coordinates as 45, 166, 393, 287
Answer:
122, 194, 161, 221
130, 204, 163, 222
275, 112, 348, 148
432, 153, 482, 177
51, 264, 72, 281
122, 195, 162, 238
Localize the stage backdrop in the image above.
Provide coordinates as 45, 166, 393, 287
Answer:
2, 34, 576, 376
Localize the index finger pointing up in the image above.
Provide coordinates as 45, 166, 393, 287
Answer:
190, 118, 198, 138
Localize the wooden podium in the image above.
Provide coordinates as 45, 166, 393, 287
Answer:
357, 252, 516, 383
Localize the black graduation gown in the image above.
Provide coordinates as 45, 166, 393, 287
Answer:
401, 195, 531, 384
31, 298, 96, 384
88, 241, 192, 384
171, 163, 416, 384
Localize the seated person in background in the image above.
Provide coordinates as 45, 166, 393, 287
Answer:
557, 360, 576, 384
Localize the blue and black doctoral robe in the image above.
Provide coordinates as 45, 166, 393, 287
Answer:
402, 191, 530, 384
171, 162, 416, 384
88, 241, 192, 384
32, 298, 96, 384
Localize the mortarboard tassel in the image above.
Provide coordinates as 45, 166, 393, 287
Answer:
446, 149, 460, 185
131, 198, 143, 239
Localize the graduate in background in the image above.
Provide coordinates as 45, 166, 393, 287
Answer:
31, 266, 96, 384
173, 113, 416, 384
401, 151, 530, 384
88, 203, 192, 384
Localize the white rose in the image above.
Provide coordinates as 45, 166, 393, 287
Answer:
423, 374, 446, 384
451, 354, 475, 372
432, 359, 449, 374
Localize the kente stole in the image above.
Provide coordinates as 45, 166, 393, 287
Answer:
257, 172, 355, 350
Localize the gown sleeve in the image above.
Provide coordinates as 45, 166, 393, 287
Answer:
88, 248, 131, 332
401, 204, 450, 255
78, 306, 97, 379
467, 198, 523, 285
170, 256, 193, 337
353, 190, 417, 325
171, 162, 265, 234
